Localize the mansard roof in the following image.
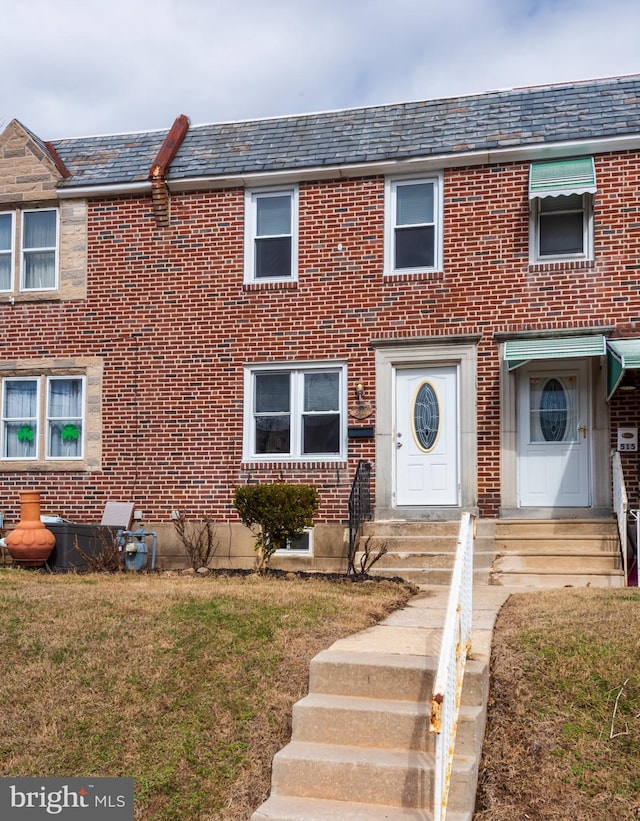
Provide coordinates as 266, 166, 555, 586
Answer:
46, 74, 640, 189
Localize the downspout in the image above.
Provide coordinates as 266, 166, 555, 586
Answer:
149, 114, 190, 228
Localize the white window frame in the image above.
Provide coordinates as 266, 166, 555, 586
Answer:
0, 211, 15, 292
274, 527, 314, 555
1, 377, 40, 460
529, 193, 594, 263
45, 376, 85, 461
384, 174, 443, 275
243, 362, 347, 462
1, 374, 85, 462
20, 208, 59, 291
244, 187, 299, 283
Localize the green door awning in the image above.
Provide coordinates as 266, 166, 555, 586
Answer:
529, 157, 597, 199
504, 335, 607, 371
607, 338, 640, 399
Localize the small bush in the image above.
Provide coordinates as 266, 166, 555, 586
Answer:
172, 512, 219, 570
352, 534, 388, 577
234, 483, 319, 573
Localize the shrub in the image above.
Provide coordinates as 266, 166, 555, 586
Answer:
172, 512, 219, 570
234, 483, 319, 573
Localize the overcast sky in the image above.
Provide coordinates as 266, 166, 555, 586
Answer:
2, 0, 639, 139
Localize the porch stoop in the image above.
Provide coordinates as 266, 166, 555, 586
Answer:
490, 519, 625, 588
355, 517, 623, 589
251, 584, 508, 821
355, 520, 496, 585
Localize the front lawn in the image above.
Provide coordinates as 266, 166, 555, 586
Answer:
475, 587, 640, 820
0, 570, 412, 820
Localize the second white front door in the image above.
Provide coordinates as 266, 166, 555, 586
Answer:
517, 361, 591, 507
395, 366, 459, 506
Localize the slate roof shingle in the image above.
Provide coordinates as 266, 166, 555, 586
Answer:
47, 74, 640, 189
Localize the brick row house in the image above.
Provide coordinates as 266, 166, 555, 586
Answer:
1, 74, 640, 574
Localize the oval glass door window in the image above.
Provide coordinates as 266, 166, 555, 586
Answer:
539, 377, 568, 442
412, 381, 440, 451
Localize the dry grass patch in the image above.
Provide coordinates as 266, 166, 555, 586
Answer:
475, 587, 640, 821
0, 570, 413, 820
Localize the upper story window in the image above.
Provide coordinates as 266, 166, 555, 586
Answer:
0, 212, 15, 290
1, 375, 84, 461
245, 188, 298, 283
529, 158, 596, 263
244, 363, 345, 461
385, 176, 443, 274
0, 208, 58, 292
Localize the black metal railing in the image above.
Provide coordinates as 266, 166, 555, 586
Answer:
348, 460, 372, 574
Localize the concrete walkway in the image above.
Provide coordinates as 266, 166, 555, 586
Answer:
330, 582, 517, 660
252, 582, 521, 820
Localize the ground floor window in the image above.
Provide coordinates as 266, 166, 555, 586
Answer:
274, 528, 313, 554
2, 375, 84, 461
244, 362, 346, 461
0, 357, 102, 471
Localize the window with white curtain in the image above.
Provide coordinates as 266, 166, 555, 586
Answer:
47, 378, 84, 458
21, 209, 58, 290
0, 208, 58, 292
2, 379, 38, 459
1, 375, 84, 460
0, 212, 14, 291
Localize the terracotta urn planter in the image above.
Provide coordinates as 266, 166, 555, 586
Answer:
5, 490, 56, 567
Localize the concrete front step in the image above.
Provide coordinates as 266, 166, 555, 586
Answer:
361, 549, 495, 569
292, 692, 435, 751
493, 553, 621, 574
495, 538, 619, 553
252, 793, 470, 820
269, 739, 476, 811
292, 693, 484, 755
491, 519, 623, 587
363, 521, 462, 538
309, 649, 489, 712
365, 567, 492, 586
365, 551, 456, 569
368, 567, 454, 585
495, 518, 617, 537
490, 570, 625, 588
309, 649, 438, 702
361, 535, 495, 553
364, 519, 495, 537
358, 519, 495, 586
269, 741, 434, 807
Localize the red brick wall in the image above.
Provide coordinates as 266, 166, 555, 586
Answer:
2, 149, 640, 526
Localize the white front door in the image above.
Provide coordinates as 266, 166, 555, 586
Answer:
517, 361, 590, 507
395, 366, 459, 506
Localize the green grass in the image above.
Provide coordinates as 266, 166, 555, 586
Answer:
475, 588, 640, 820
0, 570, 412, 820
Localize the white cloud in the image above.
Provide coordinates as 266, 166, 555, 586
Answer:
0, 0, 638, 138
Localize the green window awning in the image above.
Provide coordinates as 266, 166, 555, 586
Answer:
529, 157, 596, 199
607, 338, 640, 399
504, 335, 607, 371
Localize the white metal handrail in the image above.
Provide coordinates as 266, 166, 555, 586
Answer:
429, 511, 475, 821
612, 451, 629, 586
